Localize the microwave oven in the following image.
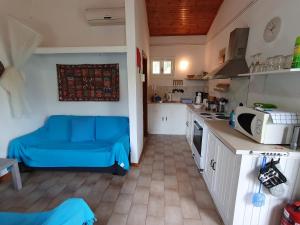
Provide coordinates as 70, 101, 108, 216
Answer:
235, 107, 294, 144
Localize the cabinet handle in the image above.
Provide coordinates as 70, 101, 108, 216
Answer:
210, 159, 214, 167
212, 162, 216, 171
166, 116, 168, 121
162, 117, 164, 121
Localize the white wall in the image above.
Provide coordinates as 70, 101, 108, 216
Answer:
205, 0, 300, 111
0, 53, 128, 157
125, 0, 150, 163
150, 36, 206, 86
0, 0, 126, 47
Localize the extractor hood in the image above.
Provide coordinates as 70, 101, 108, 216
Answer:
209, 28, 250, 79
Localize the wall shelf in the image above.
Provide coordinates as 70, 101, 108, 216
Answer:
185, 78, 207, 81
238, 68, 300, 77
34, 46, 127, 54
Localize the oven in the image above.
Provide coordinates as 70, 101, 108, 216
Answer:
193, 120, 203, 156
192, 118, 207, 172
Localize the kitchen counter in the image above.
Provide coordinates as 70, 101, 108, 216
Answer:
187, 104, 300, 157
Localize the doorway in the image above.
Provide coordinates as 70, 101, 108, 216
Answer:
142, 57, 148, 137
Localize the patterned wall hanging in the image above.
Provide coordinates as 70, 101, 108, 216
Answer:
56, 64, 119, 101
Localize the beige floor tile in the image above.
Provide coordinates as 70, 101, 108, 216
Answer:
198, 208, 223, 225
95, 202, 115, 225
183, 219, 203, 225
102, 185, 121, 202
194, 190, 215, 209
121, 180, 137, 194
165, 189, 180, 206
165, 206, 184, 225
114, 194, 133, 214
133, 186, 150, 204
164, 175, 178, 190
137, 175, 152, 187
150, 180, 164, 196
146, 216, 165, 225
127, 204, 147, 225
148, 195, 164, 217
107, 213, 128, 225
152, 169, 164, 181
180, 197, 200, 219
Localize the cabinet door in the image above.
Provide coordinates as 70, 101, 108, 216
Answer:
212, 138, 238, 225
148, 104, 166, 134
186, 109, 193, 146
203, 131, 217, 189
165, 104, 187, 135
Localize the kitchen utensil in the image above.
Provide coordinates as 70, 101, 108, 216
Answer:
290, 125, 300, 150
284, 54, 293, 69
195, 93, 202, 104
252, 156, 266, 207
166, 92, 172, 102
258, 158, 287, 189
269, 182, 285, 197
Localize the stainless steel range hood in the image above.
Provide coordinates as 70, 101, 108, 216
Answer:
210, 28, 250, 79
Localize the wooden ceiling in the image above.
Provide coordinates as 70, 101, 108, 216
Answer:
146, 0, 223, 36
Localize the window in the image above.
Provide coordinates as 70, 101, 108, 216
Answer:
151, 58, 174, 76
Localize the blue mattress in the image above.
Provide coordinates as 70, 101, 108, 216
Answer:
0, 198, 95, 225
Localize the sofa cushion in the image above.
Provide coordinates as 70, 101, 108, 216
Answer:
45, 116, 71, 141
71, 117, 95, 142
96, 117, 129, 141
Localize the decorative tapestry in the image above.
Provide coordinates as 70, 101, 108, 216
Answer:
57, 64, 119, 101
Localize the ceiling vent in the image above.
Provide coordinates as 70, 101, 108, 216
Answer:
85, 7, 125, 26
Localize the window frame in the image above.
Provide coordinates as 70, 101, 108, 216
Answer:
151, 57, 175, 76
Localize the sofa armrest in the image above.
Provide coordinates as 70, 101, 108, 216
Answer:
112, 134, 130, 170
7, 127, 47, 160
115, 135, 130, 155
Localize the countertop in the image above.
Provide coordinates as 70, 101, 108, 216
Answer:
187, 104, 300, 157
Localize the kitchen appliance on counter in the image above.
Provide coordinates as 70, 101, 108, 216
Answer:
235, 107, 298, 144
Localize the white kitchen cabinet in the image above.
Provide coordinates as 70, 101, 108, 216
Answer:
203, 130, 300, 225
204, 131, 240, 225
148, 103, 186, 135
185, 108, 193, 147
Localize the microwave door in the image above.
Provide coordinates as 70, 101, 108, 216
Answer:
237, 113, 256, 135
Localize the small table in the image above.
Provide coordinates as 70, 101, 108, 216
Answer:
0, 158, 22, 190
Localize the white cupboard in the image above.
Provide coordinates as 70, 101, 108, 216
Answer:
148, 103, 186, 135
185, 107, 193, 147
203, 130, 300, 225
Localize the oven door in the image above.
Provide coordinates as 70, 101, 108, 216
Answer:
193, 120, 203, 156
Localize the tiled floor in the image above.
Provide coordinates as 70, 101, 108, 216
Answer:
0, 135, 223, 225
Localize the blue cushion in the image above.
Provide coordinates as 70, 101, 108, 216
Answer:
96, 117, 129, 141
46, 116, 71, 141
71, 117, 95, 142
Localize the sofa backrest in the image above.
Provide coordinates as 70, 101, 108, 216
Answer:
95, 116, 129, 141
44, 115, 129, 142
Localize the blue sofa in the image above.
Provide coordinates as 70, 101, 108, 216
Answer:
8, 115, 130, 173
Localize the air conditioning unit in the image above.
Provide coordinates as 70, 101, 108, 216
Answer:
85, 7, 125, 26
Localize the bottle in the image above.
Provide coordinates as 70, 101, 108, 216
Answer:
229, 110, 235, 128
195, 93, 202, 104
292, 36, 300, 68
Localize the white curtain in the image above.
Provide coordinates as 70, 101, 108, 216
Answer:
0, 17, 42, 118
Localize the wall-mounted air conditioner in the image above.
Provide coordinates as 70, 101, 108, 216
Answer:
85, 7, 125, 26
